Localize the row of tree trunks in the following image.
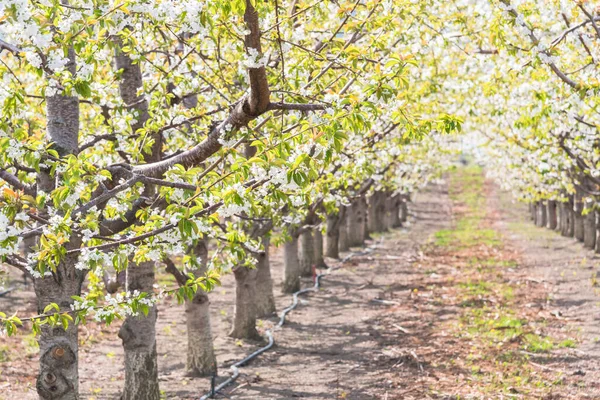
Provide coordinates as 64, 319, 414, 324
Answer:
531, 194, 598, 254
229, 190, 411, 343
323, 192, 408, 261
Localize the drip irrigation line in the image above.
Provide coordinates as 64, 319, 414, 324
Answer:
200, 243, 379, 400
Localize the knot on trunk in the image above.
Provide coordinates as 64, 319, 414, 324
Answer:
37, 341, 77, 399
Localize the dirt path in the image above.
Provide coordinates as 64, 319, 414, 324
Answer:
3, 167, 600, 399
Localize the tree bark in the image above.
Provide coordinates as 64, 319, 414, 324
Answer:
532, 202, 539, 226
558, 201, 565, 234
325, 211, 341, 259
528, 202, 533, 220
36, 42, 82, 400
584, 207, 596, 250
229, 267, 260, 340
254, 235, 276, 317
574, 191, 584, 242
537, 201, 547, 228
560, 201, 569, 236
363, 196, 371, 240
368, 191, 387, 233
347, 197, 366, 247
313, 226, 327, 269
547, 200, 557, 230
114, 38, 161, 400
118, 261, 160, 400
299, 228, 315, 277
282, 233, 301, 293
338, 206, 350, 252
185, 240, 217, 377
400, 194, 409, 223
567, 196, 575, 238
35, 254, 84, 400
376, 191, 388, 232
367, 193, 377, 234
390, 193, 402, 228
530, 202, 537, 221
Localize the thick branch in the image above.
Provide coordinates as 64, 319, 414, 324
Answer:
0, 169, 34, 195
164, 257, 188, 287
244, 0, 270, 115
0, 39, 22, 55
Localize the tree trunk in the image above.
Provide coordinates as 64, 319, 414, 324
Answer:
367, 193, 377, 234
390, 193, 402, 228
574, 191, 584, 242
376, 191, 388, 232
282, 234, 301, 293
35, 254, 84, 400
347, 199, 360, 247
547, 200, 557, 230
325, 211, 341, 258
363, 197, 371, 241
568, 196, 575, 238
348, 197, 367, 247
400, 194, 409, 223
114, 38, 161, 400
528, 202, 533, 220
532, 202, 539, 226
36, 43, 82, 400
584, 207, 596, 250
119, 261, 160, 400
185, 241, 217, 377
560, 201, 569, 236
313, 226, 327, 269
338, 206, 350, 252
558, 201, 565, 233
229, 267, 260, 340
537, 201, 547, 228
254, 236, 276, 317
368, 191, 387, 233
299, 228, 315, 277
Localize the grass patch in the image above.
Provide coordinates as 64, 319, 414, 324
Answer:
434, 165, 501, 249
423, 165, 578, 397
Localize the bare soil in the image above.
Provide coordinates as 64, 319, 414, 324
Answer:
2, 173, 600, 399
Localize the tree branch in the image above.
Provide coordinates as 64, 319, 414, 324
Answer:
79, 134, 117, 152
164, 257, 188, 287
0, 39, 22, 55
0, 169, 35, 195
267, 102, 327, 112
500, 0, 582, 90
578, 5, 600, 39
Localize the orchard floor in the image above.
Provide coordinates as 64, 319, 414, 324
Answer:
3, 167, 600, 399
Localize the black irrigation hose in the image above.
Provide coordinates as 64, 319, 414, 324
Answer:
200, 244, 378, 400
